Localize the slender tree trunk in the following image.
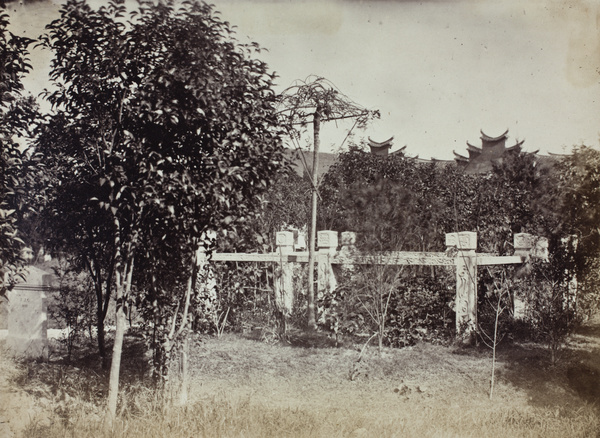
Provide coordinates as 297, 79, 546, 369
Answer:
87, 259, 108, 369
176, 266, 194, 406
166, 244, 199, 405
489, 298, 502, 400
307, 108, 321, 330
179, 335, 189, 405
105, 270, 126, 428
97, 311, 107, 369
105, 226, 134, 428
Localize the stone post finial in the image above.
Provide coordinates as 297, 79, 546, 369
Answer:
317, 230, 338, 254
276, 231, 295, 248
514, 233, 534, 257
514, 233, 548, 260
445, 231, 477, 250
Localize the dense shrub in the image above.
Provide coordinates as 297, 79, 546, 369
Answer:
386, 275, 456, 347
47, 259, 97, 360
205, 261, 275, 333
186, 145, 600, 351
318, 267, 456, 347
517, 257, 580, 364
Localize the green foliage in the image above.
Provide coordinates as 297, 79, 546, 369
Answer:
317, 145, 591, 347
516, 252, 579, 364
320, 269, 455, 348
207, 262, 275, 332
335, 178, 419, 251
0, 10, 38, 296
215, 169, 311, 254
555, 146, 600, 316
386, 275, 455, 347
196, 168, 310, 338
48, 257, 97, 361
320, 148, 464, 252
321, 148, 556, 255
318, 270, 367, 340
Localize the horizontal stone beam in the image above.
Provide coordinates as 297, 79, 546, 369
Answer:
332, 252, 455, 266
208, 252, 526, 267
210, 252, 310, 263
476, 255, 526, 266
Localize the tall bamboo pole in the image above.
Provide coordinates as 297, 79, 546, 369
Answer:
306, 107, 321, 329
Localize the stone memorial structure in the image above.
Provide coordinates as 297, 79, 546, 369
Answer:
205, 229, 540, 343
317, 230, 338, 299
5, 266, 54, 360
445, 231, 478, 340
274, 231, 295, 317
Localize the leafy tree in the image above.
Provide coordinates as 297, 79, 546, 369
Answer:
277, 77, 378, 329
38, 0, 284, 422
556, 146, 600, 317
0, 9, 38, 296
469, 151, 555, 254
36, 113, 118, 368
319, 148, 446, 252
518, 253, 577, 365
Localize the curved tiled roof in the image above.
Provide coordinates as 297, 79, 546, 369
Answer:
506, 140, 525, 152
453, 150, 469, 162
466, 142, 482, 153
480, 129, 509, 141
368, 136, 394, 147
390, 145, 407, 155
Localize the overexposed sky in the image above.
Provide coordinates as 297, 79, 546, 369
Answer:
7, 0, 600, 159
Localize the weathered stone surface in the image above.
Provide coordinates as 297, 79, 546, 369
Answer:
317, 230, 338, 251
6, 266, 52, 359
514, 233, 548, 259
446, 232, 477, 341
317, 231, 338, 300
340, 231, 356, 249
445, 231, 477, 250
6, 294, 48, 359
276, 231, 295, 247
274, 231, 294, 316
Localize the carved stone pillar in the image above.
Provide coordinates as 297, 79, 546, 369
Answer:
275, 231, 294, 316
446, 231, 477, 341
317, 231, 338, 302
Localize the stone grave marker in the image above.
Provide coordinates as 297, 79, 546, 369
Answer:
5, 266, 55, 360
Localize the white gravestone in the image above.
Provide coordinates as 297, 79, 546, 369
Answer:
6, 266, 53, 360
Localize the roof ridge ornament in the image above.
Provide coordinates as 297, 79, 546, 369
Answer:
480, 128, 509, 141
367, 136, 394, 147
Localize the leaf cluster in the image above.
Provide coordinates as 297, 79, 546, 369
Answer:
276, 75, 379, 131
320, 148, 559, 255
0, 10, 39, 295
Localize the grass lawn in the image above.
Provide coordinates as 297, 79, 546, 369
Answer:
1, 319, 599, 437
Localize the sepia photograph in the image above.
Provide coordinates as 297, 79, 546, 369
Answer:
1, 0, 599, 436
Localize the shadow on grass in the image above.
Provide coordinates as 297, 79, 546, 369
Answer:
286, 329, 343, 348
499, 321, 600, 409
241, 326, 344, 349
16, 329, 153, 407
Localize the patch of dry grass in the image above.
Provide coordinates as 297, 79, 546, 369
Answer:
2, 325, 599, 438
